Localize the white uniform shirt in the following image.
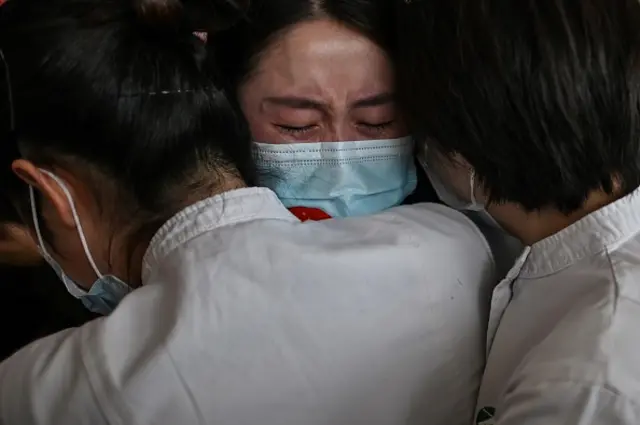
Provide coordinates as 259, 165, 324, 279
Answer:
0, 188, 496, 425
475, 187, 640, 425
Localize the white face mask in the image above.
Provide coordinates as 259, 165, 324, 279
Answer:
30, 169, 130, 315
417, 147, 485, 211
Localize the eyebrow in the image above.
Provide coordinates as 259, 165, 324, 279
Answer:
352, 92, 395, 109
262, 92, 395, 111
263, 96, 325, 110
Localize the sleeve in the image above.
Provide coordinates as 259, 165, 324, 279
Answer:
495, 381, 640, 425
0, 324, 109, 425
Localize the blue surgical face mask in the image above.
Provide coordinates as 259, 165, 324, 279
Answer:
30, 169, 130, 315
253, 137, 417, 218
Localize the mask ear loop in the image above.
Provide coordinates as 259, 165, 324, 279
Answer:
469, 170, 479, 208
37, 169, 105, 279
29, 186, 50, 258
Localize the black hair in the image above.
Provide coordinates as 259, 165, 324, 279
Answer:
211, 0, 395, 90
0, 0, 254, 228
395, 0, 640, 213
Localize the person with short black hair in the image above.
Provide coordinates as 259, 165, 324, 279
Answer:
396, 0, 640, 423
0, 0, 498, 422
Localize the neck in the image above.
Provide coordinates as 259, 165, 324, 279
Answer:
174, 173, 248, 210
487, 190, 624, 245
112, 174, 248, 286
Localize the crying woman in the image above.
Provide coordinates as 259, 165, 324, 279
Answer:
212, 0, 438, 221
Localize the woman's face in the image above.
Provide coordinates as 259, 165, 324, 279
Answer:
239, 18, 407, 143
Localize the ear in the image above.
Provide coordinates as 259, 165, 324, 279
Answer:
11, 159, 77, 229
450, 153, 473, 171
450, 154, 490, 202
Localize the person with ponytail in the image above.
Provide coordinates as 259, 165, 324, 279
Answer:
0, 0, 497, 423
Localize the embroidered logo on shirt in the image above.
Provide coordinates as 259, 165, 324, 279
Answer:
475, 406, 495, 425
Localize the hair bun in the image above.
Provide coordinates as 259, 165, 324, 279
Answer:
134, 0, 249, 31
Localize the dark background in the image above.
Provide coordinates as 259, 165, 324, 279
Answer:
0, 264, 95, 361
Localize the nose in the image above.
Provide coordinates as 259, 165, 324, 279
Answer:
319, 118, 363, 142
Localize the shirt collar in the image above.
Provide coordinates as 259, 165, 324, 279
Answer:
141, 187, 297, 281
521, 186, 640, 278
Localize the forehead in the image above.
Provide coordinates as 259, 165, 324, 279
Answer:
248, 19, 394, 100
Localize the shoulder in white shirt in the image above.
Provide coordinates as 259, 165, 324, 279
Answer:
476, 187, 640, 425
0, 188, 496, 425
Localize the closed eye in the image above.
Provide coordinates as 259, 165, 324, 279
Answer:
274, 124, 317, 135
358, 121, 394, 130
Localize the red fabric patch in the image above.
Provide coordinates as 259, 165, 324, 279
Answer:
288, 207, 332, 222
